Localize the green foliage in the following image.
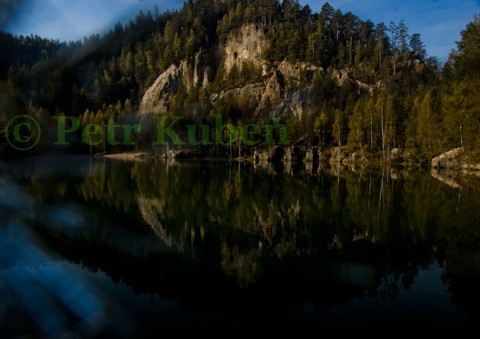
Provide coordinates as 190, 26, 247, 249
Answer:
1, 2, 479, 161
347, 98, 367, 151
454, 14, 480, 79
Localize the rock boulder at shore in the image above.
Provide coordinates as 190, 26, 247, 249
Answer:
431, 148, 464, 169
431, 147, 480, 171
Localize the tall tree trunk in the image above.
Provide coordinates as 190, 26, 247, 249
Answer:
380, 98, 386, 160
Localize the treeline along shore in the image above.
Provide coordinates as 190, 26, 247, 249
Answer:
1, 1, 479, 168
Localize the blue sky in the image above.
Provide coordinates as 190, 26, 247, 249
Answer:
2, 0, 479, 61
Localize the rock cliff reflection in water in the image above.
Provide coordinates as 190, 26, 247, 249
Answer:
0, 156, 479, 335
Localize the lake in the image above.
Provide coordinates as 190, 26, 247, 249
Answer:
1, 155, 480, 335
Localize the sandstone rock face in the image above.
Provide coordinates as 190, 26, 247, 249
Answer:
276, 59, 319, 87
431, 148, 464, 168
330, 146, 348, 164
138, 60, 189, 116
254, 146, 319, 163
261, 70, 282, 104
430, 147, 480, 188
390, 148, 402, 159
138, 52, 211, 116
138, 24, 324, 121
304, 147, 319, 163
223, 24, 269, 73
210, 82, 265, 104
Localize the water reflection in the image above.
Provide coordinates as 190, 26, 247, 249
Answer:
1, 156, 480, 334
0, 176, 134, 337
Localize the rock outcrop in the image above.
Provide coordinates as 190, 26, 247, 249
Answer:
431, 147, 465, 169
137, 24, 326, 120
430, 148, 480, 187
223, 24, 269, 73
431, 147, 480, 170
138, 53, 211, 116
138, 61, 188, 116
330, 146, 348, 164
136, 23, 396, 168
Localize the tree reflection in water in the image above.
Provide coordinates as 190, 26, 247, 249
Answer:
0, 156, 479, 334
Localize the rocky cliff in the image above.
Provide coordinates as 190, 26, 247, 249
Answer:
137, 24, 325, 119
136, 23, 413, 169
138, 53, 211, 116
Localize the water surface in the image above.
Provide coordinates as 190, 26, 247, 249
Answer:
1, 156, 479, 335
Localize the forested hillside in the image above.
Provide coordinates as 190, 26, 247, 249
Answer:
0, 0, 479, 165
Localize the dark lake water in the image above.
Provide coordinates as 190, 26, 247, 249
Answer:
1, 155, 480, 336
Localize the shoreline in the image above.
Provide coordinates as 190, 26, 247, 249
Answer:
101, 152, 148, 161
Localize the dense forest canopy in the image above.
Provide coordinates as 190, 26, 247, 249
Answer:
0, 0, 479, 164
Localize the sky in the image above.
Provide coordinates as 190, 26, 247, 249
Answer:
1, 0, 479, 62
